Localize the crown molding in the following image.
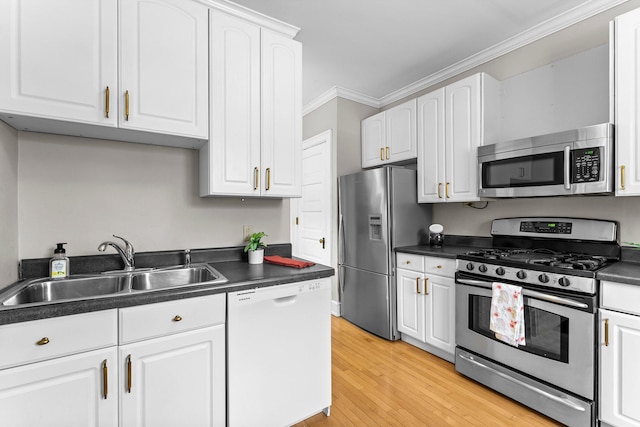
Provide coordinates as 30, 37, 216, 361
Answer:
303, 86, 381, 116
199, 0, 300, 38
303, 0, 628, 114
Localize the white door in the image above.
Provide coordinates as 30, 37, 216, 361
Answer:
361, 112, 385, 168
599, 309, 640, 427
0, 348, 118, 427
292, 130, 332, 266
614, 8, 640, 196
207, 8, 261, 196
261, 29, 302, 197
119, 0, 208, 138
424, 274, 456, 355
120, 326, 226, 427
0, 0, 117, 126
396, 268, 425, 341
386, 99, 417, 163
446, 74, 481, 203
417, 88, 446, 203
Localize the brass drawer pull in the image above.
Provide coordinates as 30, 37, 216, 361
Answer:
445, 182, 450, 198
254, 167, 259, 190
127, 354, 132, 393
173, 315, 183, 322
125, 90, 130, 121
380, 148, 384, 161
415, 277, 420, 294
105, 86, 110, 118
424, 278, 429, 295
385, 146, 389, 160
604, 318, 609, 347
36, 337, 50, 346
102, 359, 109, 399
621, 165, 626, 190
266, 168, 271, 191
437, 183, 442, 199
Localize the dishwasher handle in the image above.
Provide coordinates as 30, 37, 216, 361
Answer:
272, 295, 297, 306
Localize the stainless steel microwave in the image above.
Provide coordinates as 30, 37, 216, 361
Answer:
478, 123, 614, 198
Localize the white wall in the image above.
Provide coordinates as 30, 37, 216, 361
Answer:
17, 132, 290, 260
0, 121, 19, 284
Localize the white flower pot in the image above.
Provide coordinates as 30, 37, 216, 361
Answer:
248, 248, 264, 264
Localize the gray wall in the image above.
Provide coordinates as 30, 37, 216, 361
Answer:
0, 121, 18, 285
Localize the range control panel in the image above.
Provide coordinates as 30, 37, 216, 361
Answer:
519, 221, 572, 234
571, 147, 601, 182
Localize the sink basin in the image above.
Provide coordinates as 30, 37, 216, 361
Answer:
0, 264, 228, 307
0, 275, 131, 306
130, 265, 227, 290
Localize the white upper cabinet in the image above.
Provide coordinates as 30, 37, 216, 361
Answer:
0, 0, 208, 147
201, 12, 302, 198
0, 0, 118, 126
119, 0, 209, 139
614, 7, 640, 196
417, 73, 500, 203
361, 99, 417, 168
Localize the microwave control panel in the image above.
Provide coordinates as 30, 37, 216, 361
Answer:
571, 147, 601, 182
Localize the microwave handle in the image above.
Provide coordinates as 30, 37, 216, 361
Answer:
563, 145, 571, 190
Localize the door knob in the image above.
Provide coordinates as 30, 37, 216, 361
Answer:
319, 237, 325, 249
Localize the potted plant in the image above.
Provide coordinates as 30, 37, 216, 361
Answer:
244, 231, 267, 264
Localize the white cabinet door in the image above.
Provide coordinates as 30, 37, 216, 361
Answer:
261, 29, 302, 197
417, 88, 446, 202
599, 309, 640, 427
119, 0, 208, 138
445, 74, 481, 203
386, 99, 417, 163
120, 325, 225, 427
424, 274, 456, 354
0, 0, 117, 126
396, 268, 426, 341
204, 9, 261, 197
0, 347, 118, 427
614, 8, 640, 196
361, 112, 386, 168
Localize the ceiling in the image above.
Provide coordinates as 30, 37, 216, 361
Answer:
228, 0, 629, 109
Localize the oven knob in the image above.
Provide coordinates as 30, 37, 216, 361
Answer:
559, 277, 571, 287
516, 270, 527, 280
466, 263, 474, 271
538, 274, 549, 283
478, 264, 488, 273
496, 267, 505, 276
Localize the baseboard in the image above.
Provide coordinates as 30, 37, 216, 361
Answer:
331, 300, 341, 317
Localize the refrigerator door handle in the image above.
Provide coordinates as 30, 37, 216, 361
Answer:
338, 213, 345, 265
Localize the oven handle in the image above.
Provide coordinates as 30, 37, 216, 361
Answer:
563, 145, 571, 190
456, 278, 589, 309
457, 352, 586, 412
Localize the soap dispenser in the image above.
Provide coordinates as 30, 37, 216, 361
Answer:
50, 243, 69, 279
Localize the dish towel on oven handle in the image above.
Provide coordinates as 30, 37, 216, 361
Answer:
489, 282, 526, 347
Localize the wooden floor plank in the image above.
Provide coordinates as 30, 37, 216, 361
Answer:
294, 316, 562, 427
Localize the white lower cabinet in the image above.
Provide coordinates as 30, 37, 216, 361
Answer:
396, 253, 456, 361
599, 280, 640, 427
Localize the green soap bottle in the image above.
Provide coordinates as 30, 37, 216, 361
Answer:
50, 243, 69, 279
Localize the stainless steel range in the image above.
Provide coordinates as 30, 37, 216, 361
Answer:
455, 217, 619, 427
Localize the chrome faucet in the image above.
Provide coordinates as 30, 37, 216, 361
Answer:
98, 235, 135, 271
184, 249, 191, 267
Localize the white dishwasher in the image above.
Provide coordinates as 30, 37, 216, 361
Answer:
227, 278, 331, 427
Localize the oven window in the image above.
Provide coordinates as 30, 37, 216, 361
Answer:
482, 151, 564, 188
469, 295, 569, 363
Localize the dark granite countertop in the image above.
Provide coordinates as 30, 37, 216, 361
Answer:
0, 244, 334, 325
396, 235, 492, 259
597, 261, 640, 287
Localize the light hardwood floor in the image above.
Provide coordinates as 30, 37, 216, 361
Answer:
296, 316, 562, 426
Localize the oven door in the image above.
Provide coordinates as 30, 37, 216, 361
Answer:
478, 145, 572, 198
455, 275, 595, 400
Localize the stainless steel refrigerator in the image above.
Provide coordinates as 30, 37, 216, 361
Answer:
338, 166, 432, 340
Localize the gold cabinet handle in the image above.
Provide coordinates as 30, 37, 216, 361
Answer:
446, 182, 450, 198
319, 237, 325, 249
415, 277, 420, 294
437, 265, 442, 269
380, 148, 384, 161
173, 315, 182, 322
437, 183, 442, 199
424, 278, 429, 295
36, 337, 50, 346
385, 146, 390, 160
127, 354, 132, 393
604, 318, 609, 347
265, 168, 271, 191
105, 86, 110, 118
102, 359, 109, 399
405, 260, 411, 264
254, 167, 259, 190
621, 165, 626, 190
125, 90, 130, 121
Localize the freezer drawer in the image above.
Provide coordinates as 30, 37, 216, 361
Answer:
340, 265, 397, 340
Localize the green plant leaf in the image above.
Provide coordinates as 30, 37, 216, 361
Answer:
244, 232, 268, 252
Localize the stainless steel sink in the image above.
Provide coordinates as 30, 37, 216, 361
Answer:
0, 275, 131, 306
0, 264, 228, 307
